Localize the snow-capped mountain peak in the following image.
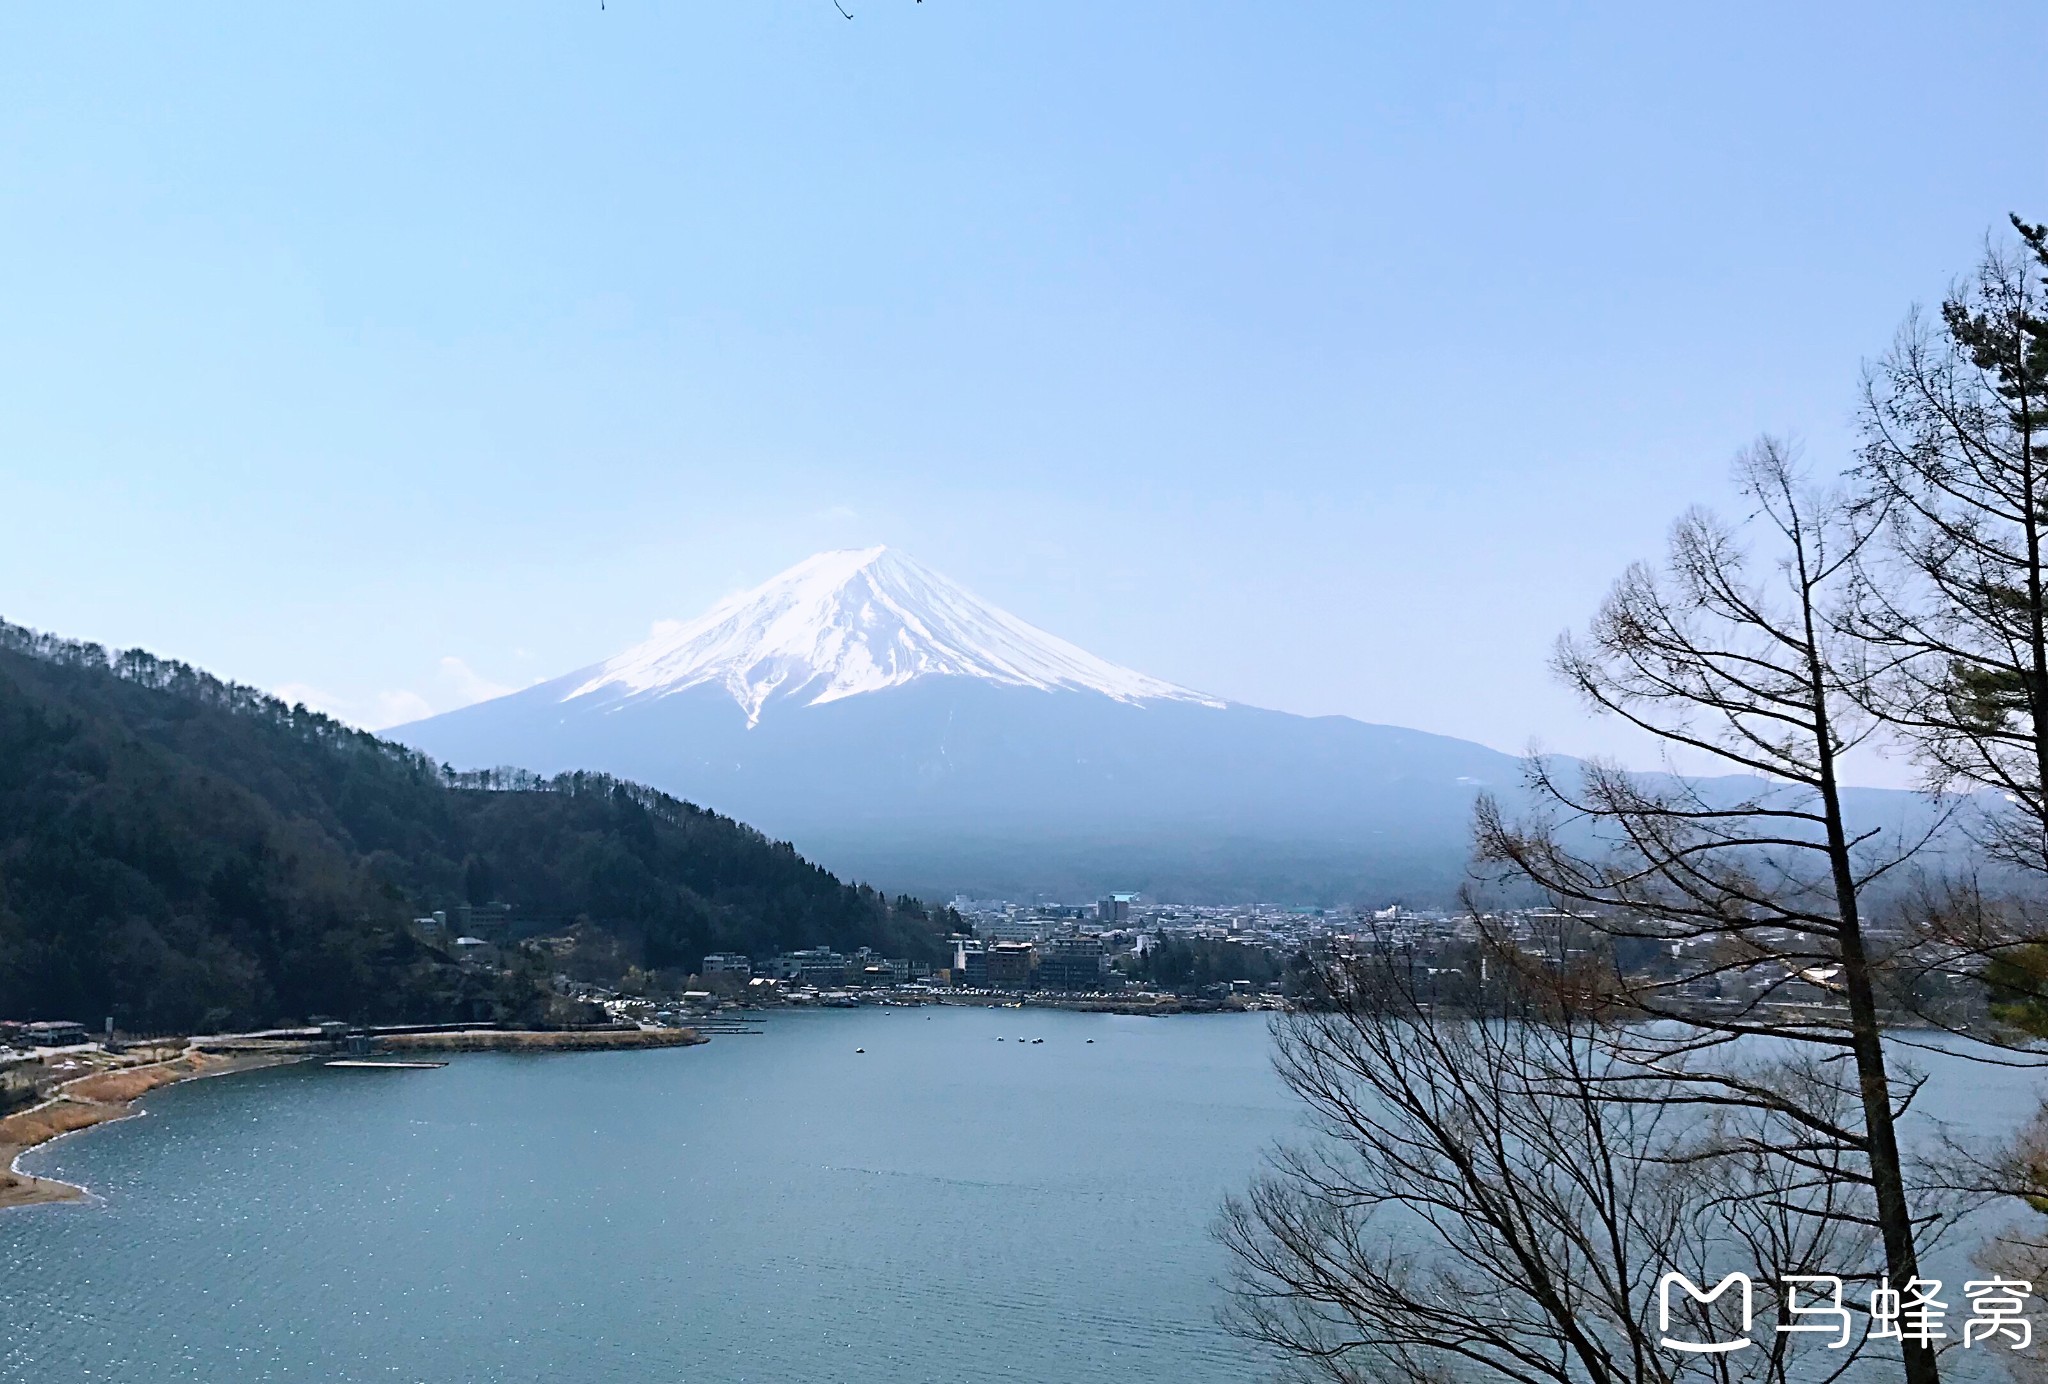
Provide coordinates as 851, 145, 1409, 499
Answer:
566, 546, 1222, 725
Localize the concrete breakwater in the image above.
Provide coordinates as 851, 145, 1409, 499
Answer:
190, 1024, 707, 1056
373, 1028, 706, 1053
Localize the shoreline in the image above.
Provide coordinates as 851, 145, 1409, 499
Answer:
899, 993, 1268, 1016
928, 993, 1197, 1015
0, 1050, 305, 1210
373, 1027, 707, 1054
0, 1027, 707, 1211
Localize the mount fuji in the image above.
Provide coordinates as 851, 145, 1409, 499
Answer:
562, 547, 1224, 725
389, 547, 1534, 902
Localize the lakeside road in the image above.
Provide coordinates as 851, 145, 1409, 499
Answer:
0, 1028, 706, 1210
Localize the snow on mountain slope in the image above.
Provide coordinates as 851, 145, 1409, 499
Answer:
567, 547, 1223, 725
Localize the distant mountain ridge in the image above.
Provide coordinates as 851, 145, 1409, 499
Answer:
394, 549, 1957, 905
0, 618, 950, 1029
388, 549, 1548, 903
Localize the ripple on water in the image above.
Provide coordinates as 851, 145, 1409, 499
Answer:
1, 1009, 1291, 1384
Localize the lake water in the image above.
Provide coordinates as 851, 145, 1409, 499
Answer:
4, 1009, 2044, 1384
0, 1008, 1298, 1384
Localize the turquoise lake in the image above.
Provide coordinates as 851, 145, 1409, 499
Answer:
5, 1008, 2043, 1384
1, 1008, 1297, 1383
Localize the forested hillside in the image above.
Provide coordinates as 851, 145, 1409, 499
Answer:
0, 620, 951, 1032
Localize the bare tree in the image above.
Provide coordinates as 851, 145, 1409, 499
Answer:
1850, 219, 2048, 874
1220, 942, 1873, 1384
1471, 440, 1949, 1384
1844, 221, 2048, 1330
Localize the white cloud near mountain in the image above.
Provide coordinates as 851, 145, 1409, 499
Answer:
279, 657, 539, 732
437, 656, 520, 706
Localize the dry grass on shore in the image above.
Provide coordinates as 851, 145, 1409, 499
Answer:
0, 1099, 115, 1149
63, 1053, 216, 1105
0, 1053, 222, 1161
0, 1030, 705, 1210
0, 1100, 127, 1209
0, 1049, 300, 1210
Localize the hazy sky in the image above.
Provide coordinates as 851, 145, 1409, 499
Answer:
3, 3, 2044, 783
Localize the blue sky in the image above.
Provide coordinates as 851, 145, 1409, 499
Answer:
2, 3, 2043, 780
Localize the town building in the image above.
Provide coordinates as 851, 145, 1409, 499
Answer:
24, 1020, 88, 1048
982, 916, 1046, 943
985, 941, 1038, 989
701, 952, 753, 980
1037, 936, 1112, 991
1096, 893, 1138, 925
773, 947, 854, 989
